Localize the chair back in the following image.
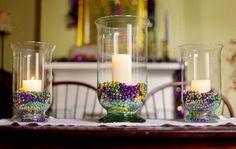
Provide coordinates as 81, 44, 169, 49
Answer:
51, 81, 104, 120
141, 81, 234, 119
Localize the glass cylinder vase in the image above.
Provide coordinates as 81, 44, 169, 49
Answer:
11, 41, 55, 122
95, 15, 151, 123
179, 43, 223, 122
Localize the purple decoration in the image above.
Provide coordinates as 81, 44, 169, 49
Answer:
115, 3, 123, 15
68, 0, 79, 28
183, 89, 221, 122
183, 90, 220, 114
98, 82, 147, 102
70, 0, 78, 4
165, 11, 169, 44
13, 89, 51, 122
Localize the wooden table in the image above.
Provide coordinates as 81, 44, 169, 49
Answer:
0, 124, 236, 148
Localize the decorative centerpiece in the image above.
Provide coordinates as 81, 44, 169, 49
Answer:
179, 44, 223, 122
95, 15, 151, 123
11, 41, 55, 122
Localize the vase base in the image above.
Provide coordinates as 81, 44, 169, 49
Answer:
184, 113, 219, 123
15, 111, 48, 122
99, 113, 145, 123
18, 117, 47, 122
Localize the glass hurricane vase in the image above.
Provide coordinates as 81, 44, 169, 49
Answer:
180, 43, 223, 122
11, 41, 55, 122
95, 15, 151, 123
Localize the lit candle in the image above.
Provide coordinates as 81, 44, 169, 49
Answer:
112, 54, 132, 84
191, 80, 211, 93
22, 77, 42, 92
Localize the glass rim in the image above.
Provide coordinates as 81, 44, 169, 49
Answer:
95, 15, 152, 29
179, 43, 223, 51
11, 41, 55, 47
11, 41, 56, 51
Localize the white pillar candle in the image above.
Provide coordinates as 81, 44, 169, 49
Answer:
112, 54, 132, 84
22, 78, 42, 92
191, 80, 211, 93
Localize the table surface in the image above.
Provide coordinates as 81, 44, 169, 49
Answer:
1, 123, 236, 148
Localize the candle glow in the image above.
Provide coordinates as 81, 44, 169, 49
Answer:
191, 80, 211, 93
22, 77, 42, 92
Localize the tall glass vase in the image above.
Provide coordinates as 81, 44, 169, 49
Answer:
11, 41, 55, 122
179, 43, 223, 122
95, 15, 151, 123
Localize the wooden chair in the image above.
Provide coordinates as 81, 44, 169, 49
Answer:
0, 70, 13, 118
141, 81, 234, 119
51, 81, 104, 120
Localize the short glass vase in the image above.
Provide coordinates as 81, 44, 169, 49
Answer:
11, 41, 55, 122
179, 43, 223, 122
